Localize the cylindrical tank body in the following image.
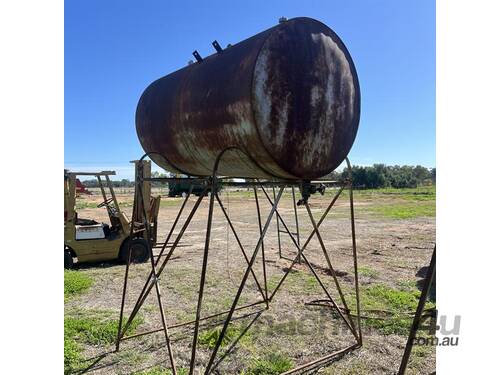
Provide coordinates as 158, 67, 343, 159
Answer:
136, 17, 360, 179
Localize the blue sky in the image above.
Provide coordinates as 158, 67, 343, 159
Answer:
65, 0, 435, 179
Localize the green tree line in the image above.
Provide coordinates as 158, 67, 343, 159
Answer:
80, 178, 135, 188
327, 164, 435, 188
81, 171, 170, 188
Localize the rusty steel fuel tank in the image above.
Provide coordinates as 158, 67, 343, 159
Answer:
136, 17, 360, 180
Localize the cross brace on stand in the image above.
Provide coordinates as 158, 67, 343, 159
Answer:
115, 153, 362, 374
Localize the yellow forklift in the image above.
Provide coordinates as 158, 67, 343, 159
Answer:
64, 161, 160, 268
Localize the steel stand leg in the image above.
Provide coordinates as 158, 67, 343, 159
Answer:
189, 178, 217, 374
253, 184, 269, 307
138, 182, 177, 373
292, 186, 301, 263
116, 257, 131, 351
273, 186, 282, 259
398, 246, 436, 374
115, 183, 137, 352
346, 158, 362, 344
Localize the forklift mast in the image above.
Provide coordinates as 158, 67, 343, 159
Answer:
131, 160, 161, 245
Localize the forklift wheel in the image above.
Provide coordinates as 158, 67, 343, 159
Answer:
119, 238, 151, 264
64, 249, 73, 269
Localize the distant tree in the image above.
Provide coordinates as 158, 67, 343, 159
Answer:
151, 171, 168, 178
365, 164, 389, 188
413, 165, 431, 185
81, 178, 133, 188
151, 170, 171, 187
335, 163, 434, 189
322, 169, 341, 181
350, 165, 367, 188
387, 166, 418, 188
81, 179, 98, 188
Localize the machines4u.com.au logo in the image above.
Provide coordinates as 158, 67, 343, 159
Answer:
415, 310, 460, 346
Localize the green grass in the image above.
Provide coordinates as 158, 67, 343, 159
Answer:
321, 186, 436, 219
65, 309, 143, 345
160, 199, 182, 207
75, 200, 100, 209
351, 186, 435, 200
134, 366, 189, 375
368, 202, 435, 219
397, 279, 418, 291
64, 270, 93, 300
346, 284, 435, 335
244, 352, 294, 374
198, 325, 247, 349
358, 266, 379, 278
64, 336, 84, 374
380, 186, 435, 201
324, 185, 435, 199
64, 309, 143, 374
268, 270, 322, 295
115, 349, 147, 366
75, 199, 134, 209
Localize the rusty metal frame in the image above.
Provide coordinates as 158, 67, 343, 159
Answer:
115, 152, 362, 374
398, 246, 436, 375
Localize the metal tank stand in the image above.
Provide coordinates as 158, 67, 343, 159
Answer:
115, 152, 362, 374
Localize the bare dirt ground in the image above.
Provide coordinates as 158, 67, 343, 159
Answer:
66, 187, 436, 374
